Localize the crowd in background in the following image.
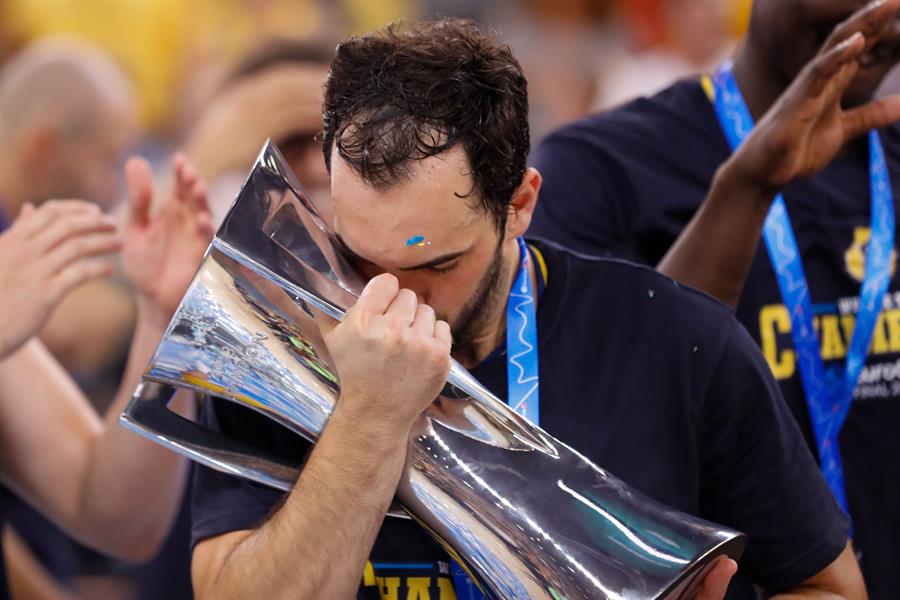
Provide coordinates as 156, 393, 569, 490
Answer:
0, 1, 896, 599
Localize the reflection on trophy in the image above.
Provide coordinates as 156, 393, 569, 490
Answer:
121, 142, 745, 599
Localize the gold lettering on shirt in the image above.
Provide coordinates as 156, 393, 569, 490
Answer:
406, 577, 432, 600
819, 315, 846, 360
884, 310, 900, 353
759, 304, 795, 379
844, 226, 898, 283
377, 577, 401, 600
363, 561, 376, 586
757, 303, 900, 380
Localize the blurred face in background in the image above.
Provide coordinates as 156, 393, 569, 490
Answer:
751, 0, 900, 104
663, 0, 733, 66
0, 39, 139, 211
44, 99, 136, 210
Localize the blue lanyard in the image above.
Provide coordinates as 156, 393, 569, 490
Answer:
451, 236, 540, 599
711, 62, 895, 517
506, 237, 541, 422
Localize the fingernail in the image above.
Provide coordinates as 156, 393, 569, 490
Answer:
838, 32, 864, 50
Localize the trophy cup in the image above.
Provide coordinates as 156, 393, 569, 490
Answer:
121, 142, 745, 599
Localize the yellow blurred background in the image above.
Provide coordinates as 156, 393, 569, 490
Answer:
0, 0, 753, 138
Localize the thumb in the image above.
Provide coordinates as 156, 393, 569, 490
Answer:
125, 156, 154, 227
843, 94, 900, 140
695, 557, 738, 600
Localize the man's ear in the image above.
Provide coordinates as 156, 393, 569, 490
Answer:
505, 167, 542, 239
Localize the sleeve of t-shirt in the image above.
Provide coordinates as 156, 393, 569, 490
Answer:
528, 130, 639, 262
699, 319, 849, 591
190, 399, 293, 550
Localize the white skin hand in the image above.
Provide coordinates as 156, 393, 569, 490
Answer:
0, 201, 121, 360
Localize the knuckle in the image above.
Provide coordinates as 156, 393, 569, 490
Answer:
425, 340, 448, 363
369, 318, 400, 344
435, 319, 451, 336
400, 326, 418, 343
363, 275, 394, 298
353, 315, 376, 339
58, 217, 78, 234
809, 59, 827, 78
426, 351, 445, 368
373, 272, 399, 288
346, 305, 366, 325
384, 321, 405, 342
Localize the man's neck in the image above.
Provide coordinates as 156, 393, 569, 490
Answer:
730, 41, 790, 122
454, 240, 539, 369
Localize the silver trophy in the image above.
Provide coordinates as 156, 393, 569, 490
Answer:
121, 142, 745, 599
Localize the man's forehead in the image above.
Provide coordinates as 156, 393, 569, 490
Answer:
331, 193, 481, 269
329, 144, 485, 257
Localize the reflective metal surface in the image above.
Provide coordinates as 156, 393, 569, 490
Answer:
122, 142, 745, 599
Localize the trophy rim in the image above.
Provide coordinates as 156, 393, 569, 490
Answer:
658, 533, 748, 599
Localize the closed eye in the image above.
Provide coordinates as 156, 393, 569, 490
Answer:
429, 261, 460, 274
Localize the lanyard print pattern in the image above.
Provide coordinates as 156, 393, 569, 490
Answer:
711, 62, 896, 519
506, 237, 540, 422
451, 237, 541, 599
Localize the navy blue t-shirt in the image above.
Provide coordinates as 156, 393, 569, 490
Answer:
191, 240, 847, 599
529, 78, 900, 597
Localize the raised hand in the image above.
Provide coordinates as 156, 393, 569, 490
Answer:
729, 0, 900, 193
0, 201, 120, 359
120, 153, 214, 321
320, 273, 452, 430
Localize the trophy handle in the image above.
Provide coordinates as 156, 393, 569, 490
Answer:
120, 381, 412, 519
121, 381, 300, 492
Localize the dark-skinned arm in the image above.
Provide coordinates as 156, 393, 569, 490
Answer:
659, 0, 900, 309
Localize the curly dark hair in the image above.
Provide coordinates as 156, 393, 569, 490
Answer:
321, 18, 530, 230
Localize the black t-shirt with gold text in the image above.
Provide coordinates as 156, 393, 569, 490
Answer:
530, 81, 900, 597
191, 241, 846, 599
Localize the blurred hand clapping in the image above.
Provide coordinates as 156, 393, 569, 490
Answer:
120, 154, 214, 322
0, 201, 120, 359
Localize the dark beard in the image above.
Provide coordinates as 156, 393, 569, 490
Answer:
446, 238, 509, 366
